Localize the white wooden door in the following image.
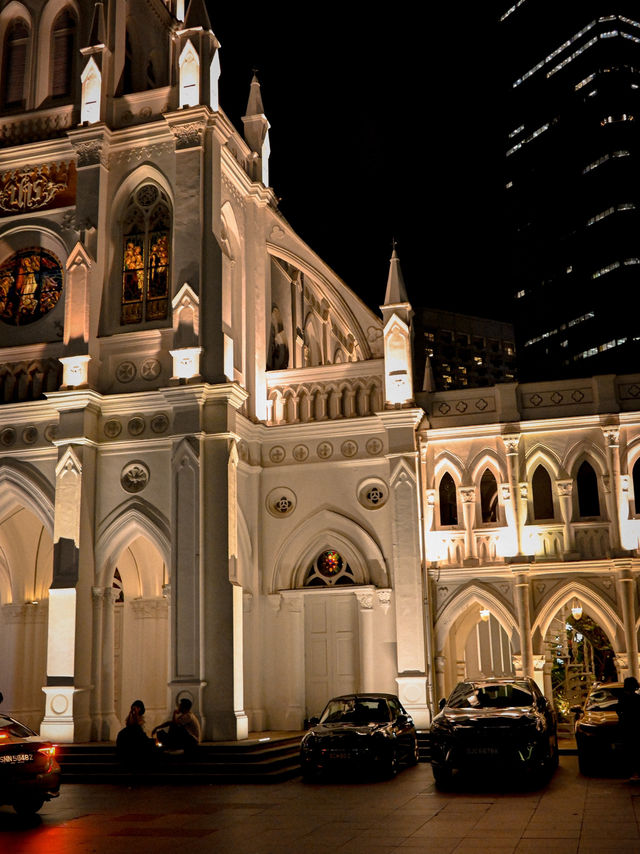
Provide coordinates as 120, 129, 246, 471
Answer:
304, 593, 359, 720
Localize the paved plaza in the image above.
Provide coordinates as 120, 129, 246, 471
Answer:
1, 756, 640, 853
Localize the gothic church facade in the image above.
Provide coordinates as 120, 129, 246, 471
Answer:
1, 0, 640, 742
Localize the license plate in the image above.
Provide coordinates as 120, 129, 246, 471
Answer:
328, 750, 350, 759
0, 753, 31, 764
466, 747, 498, 755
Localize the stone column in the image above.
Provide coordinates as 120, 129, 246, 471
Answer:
603, 426, 624, 553
99, 587, 120, 740
355, 590, 376, 692
556, 479, 577, 556
89, 587, 104, 740
513, 571, 534, 678
434, 655, 446, 706
616, 560, 639, 680
283, 593, 305, 729
459, 486, 478, 565
502, 434, 524, 557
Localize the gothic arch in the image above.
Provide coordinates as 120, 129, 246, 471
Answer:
469, 449, 507, 485
432, 451, 465, 488
35, 0, 79, 105
563, 440, 607, 478
531, 581, 621, 651
0, 2, 33, 110
0, 458, 54, 534
271, 508, 388, 593
95, 498, 170, 592
434, 583, 520, 655
525, 444, 563, 480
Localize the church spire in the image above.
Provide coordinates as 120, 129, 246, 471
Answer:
380, 246, 414, 407
384, 246, 409, 305
87, 2, 106, 48
242, 73, 271, 186
184, 0, 212, 30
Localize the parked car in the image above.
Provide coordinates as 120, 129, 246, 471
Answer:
430, 678, 558, 787
0, 713, 61, 814
300, 693, 419, 779
572, 681, 627, 775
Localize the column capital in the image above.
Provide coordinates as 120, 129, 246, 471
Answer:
502, 433, 521, 454
602, 425, 620, 446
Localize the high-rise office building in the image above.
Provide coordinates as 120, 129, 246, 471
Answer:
499, 1, 640, 380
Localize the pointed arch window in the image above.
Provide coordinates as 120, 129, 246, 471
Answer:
532, 465, 554, 520
439, 472, 458, 526
633, 458, 640, 516
480, 469, 499, 523
577, 460, 600, 518
3, 19, 30, 109
121, 184, 171, 325
51, 9, 76, 99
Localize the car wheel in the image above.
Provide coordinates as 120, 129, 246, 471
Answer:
432, 763, 452, 789
407, 737, 420, 766
13, 798, 45, 815
386, 748, 399, 778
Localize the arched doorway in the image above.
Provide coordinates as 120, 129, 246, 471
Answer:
543, 602, 617, 718
0, 500, 53, 729
111, 535, 169, 732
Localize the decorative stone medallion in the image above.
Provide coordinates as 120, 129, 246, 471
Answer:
44, 424, 58, 443
127, 416, 145, 436
116, 361, 136, 383
121, 461, 150, 494
292, 444, 309, 462
22, 426, 38, 444
150, 413, 169, 434
266, 486, 297, 518
104, 419, 122, 439
269, 445, 286, 464
317, 441, 333, 459
0, 427, 16, 447
341, 440, 358, 458
358, 478, 389, 510
141, 358, 161, 381
366, 437, 383, 456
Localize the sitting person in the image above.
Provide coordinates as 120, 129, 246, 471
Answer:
153, 698, 201, 754
116, 699, 154, 764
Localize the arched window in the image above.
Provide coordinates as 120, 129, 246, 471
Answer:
634, 458, 640, 516
439, 472, 458, 526
267, 305, 288, 370
532, 465, 554, 520
577, 460, 600, 518
51, 9, 75, 99
3, 19, 30, 109
121, 184, 171, 325
480, 469, 499, 523
304, 550, 355, 587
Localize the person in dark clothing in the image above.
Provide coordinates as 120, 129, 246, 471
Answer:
617, 677, 640, 781
116, 699, 154, 764
152, 698, 201, 755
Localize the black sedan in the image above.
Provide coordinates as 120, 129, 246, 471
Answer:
300, 693, 419, 779
0, 713, 61, 814
430, 678, 558, 787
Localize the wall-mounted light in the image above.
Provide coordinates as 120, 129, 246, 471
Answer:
170, 346, 202, 381
479, 608, 490, 622
59, 354, 91, 388
571, 599, 583, 621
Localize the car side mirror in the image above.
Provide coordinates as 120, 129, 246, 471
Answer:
569, 705, 582, 718
439, 698, 446, 711
308, 716, 320, 727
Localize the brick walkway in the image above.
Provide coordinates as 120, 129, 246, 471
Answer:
1, 755, 639, 853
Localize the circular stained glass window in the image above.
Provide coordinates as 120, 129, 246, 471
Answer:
0, 248, 63, 326
317, 550, 343, 577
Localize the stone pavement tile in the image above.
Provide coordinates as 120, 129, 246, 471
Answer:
455, 835, 521, 849
409, 821, 480, 838
580, 823, 639, 837
397, 839, 463, 853
108, 826, 215, 837
522, 828, 581, 838
578, 846, 640, 854
515, 840, 578, 854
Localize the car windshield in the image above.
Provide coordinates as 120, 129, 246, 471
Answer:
447, 681, 535, 709
0, 715, 36, 738
319, 697, 391, 724
584, 686, 625, 712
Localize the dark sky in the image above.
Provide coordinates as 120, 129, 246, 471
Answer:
205, 5, 509, 319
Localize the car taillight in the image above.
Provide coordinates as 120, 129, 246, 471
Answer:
0, 733, 8, 740
38, 746, 56, 758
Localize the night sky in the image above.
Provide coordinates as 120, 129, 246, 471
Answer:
204, 4, 510, 320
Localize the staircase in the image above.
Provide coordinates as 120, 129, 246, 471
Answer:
57, 734, 303, 784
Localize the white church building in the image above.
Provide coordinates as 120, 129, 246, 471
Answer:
1, 0, 640, 743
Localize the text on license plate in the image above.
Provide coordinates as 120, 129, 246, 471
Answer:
0, 753, 31, 764
466, 747, 498, 755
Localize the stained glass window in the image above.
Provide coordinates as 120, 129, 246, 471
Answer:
121, 184, 170, 324
0, 247, 63, 326
304, 550, 355, 587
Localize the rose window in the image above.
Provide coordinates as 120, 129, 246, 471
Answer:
305, 550, 355, 587
0, 248, 63, 326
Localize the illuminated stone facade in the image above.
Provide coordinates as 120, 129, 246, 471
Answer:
1, 1, 639, 742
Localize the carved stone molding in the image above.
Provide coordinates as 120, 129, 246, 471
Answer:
602, 426, 620, 446
355, 590, 374, 610
74, 140, 104, 168
502, 434, 520, 454
171, 121, 206, 150
267, 593, 282, 614
556, 479, 573, 497
459, 487, 476, 504
377, 589, 392, 613
130, 597, 168, 618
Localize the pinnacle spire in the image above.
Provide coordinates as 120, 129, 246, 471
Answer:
245, 73, 265, 117
184, 0, 212, 30
87, 1, 106, 47
384, 246, 409, 305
